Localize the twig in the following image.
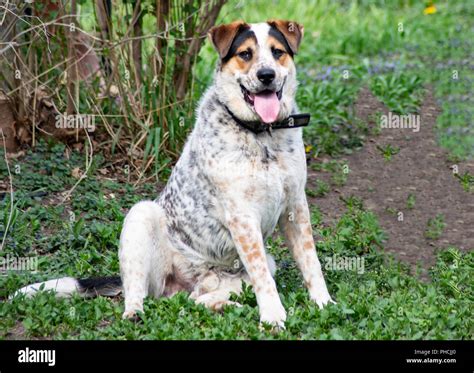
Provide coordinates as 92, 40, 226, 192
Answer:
60, 128, 94, 203
0, 129, 14, 251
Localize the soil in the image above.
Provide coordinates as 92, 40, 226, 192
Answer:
307, 88, 474, 277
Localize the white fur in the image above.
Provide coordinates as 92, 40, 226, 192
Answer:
119, 201, 174, 317
13, 277, 78, 299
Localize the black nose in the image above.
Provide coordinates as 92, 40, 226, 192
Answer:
257, 68, 276, 85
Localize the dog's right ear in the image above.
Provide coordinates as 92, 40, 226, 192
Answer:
208, 20, 249, 59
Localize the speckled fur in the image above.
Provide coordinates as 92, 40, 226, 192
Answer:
118, 21, 334, 327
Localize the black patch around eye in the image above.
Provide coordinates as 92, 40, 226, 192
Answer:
271, 47, 285, 59
223, 29, 256, 63
237, 49, 252, 61
268, 27, 294, 57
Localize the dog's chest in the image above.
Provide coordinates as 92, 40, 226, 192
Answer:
206, 130, 306, 233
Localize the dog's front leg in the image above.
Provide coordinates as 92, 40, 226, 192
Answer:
279, 195, 334, 308
226, 214, 286, 329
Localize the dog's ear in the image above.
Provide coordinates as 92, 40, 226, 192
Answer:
208, 20, 249, 59
267, 19, 304, 55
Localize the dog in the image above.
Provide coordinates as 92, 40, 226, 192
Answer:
15, 20, 333, 329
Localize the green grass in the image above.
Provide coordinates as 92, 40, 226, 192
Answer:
314, 180, 331, 197
1, 0, 473, 340
1, 160, 472, 339
370, 73, 424, 114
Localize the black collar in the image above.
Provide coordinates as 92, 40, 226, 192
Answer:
224, 105, 311, 135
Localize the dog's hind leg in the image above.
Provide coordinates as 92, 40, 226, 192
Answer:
190, 271, 245, 311
119, 201, 172, 319
190, 254, 277, 311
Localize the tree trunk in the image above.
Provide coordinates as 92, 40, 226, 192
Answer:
173, 0, 226, 100
154, 0, 170, 78
95, 0, 112, 77
131, 0, 143, 90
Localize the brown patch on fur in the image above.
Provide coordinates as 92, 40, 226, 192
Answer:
208, 20, 249, 58
296, 216, 306, 224
238, 235, 248, 246
303, 241, 314, 250
267, 19, 304, 55
247, 250, 263, 263
295, 205, 308, 224
240, 243, 250, 253
241, 241, 259, 254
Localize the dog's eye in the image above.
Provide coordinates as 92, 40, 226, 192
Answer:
237, 50, 252, 61
271, 48, 285, 59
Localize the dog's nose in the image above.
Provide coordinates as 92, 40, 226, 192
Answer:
257, 68, 276, 85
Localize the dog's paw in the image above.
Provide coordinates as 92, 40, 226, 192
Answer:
258, 318, 286, 333
259, 305, 287, 332
310, 291, 336, 309
194, 293, 242, 312
213, 300, 243, 311
122, 309, 143, 321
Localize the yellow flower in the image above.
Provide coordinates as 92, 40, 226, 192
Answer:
305, 145, 313, 153
424, 5, 437, 15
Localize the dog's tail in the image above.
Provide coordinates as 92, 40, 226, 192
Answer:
11, 276, 122, 299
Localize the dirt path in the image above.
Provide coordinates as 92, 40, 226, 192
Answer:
308, 88, 474, 276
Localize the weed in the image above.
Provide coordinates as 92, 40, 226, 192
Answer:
425, 214, 446, 240
406, 193, 416, 209
376, 144, 400, 161
370, 72, 424, 115
454, 172, 474, 193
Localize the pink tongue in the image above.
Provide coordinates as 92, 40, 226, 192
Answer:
253, 92, 280, 123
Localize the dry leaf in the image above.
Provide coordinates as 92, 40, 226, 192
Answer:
71, 167, 82, 179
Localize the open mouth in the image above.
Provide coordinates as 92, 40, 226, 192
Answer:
241, 85, 283, 124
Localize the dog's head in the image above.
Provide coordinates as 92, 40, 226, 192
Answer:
209, 20, 304, 124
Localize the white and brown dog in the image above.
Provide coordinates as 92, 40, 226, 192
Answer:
15, 20, 333, 329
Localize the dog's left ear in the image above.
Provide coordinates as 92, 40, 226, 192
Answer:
267, 19, 304, 55
208, 20, 249, 59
